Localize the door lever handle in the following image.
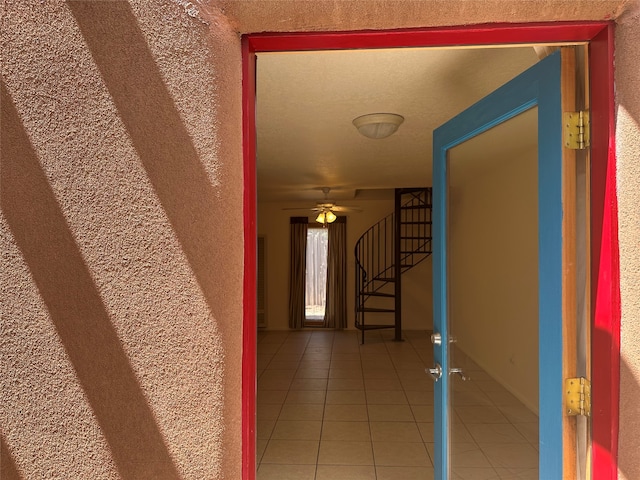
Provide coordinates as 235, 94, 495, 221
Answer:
449, 368, 470, 381
426, 363, 443, 382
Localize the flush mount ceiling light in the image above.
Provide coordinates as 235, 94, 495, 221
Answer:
352, 113, 405, 139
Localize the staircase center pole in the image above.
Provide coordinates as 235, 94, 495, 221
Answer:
394, 189, 403, 341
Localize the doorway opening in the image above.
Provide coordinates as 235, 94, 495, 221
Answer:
243, 23, 618, 480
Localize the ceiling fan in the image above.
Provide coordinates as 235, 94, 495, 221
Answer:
285, 187, 361, 224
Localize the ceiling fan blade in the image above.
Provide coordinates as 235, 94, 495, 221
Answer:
331, 205, 362, 212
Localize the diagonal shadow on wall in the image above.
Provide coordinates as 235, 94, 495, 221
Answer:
1, 434, 24, 480
1, 81, 182, 480
67, 1, 234, 324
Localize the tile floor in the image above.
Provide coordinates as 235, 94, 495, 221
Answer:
257, 330, 538, 480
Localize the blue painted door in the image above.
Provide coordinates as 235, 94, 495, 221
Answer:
432, 51, 565, 479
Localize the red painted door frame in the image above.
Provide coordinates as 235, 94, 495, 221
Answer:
242, 22, 619, 480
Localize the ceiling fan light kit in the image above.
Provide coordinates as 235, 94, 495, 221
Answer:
352, 113, 404, 139
315, 210, 337, 225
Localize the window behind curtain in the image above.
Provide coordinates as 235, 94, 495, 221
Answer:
305, 227, 328, 322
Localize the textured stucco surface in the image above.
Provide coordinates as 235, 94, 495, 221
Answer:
1, 0, 639, 479
217, 0, 631, 33
615, 6, 640, 480
1, 1, 242, 479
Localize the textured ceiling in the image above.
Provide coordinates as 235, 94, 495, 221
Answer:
256, 46, 541, 204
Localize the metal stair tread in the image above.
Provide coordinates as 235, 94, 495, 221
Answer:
356, 307, 395, 313
362, 291, 395, 297
400, 204, 432, 210
354, 323, 397, 331
372, 277, 396, 282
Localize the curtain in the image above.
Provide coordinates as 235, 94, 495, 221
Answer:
288, 217, 308, 329
324, 217, 347, 329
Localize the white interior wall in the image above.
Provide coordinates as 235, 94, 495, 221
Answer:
448, 117, 539, 412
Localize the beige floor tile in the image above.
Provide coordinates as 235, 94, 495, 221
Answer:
479, 443, 538, 469
373, 441, 431, 466
360, 353, 393, 366
318, 440, 374, 465
257, 390, 288, 405
329, 367, 363, 379
513, 423, 538, 447
324, 404, 369, 421
405, 390, 434, 405
411, 405, 434, 422
322, 421, 371, 442
368, 404, 414, 422
258, 354, 274, 369
493, 467, 538, 479
417, 422, 434, 442
466, 424, 529, 444
258, 376, 293, 391
289, 378, 328, 391
278, 345, 307, 355
455, 406, 509, 424
401, 378, 433, 391
452, 389, 493, 406
498, 405, 538, 424
451, 423, 476, 443
376, 466, 435, 480
450, 467, 501, 479
299, 359, 331, 369
328, 378, 365, 390
295, 367, 329, 379
271, 420, 322, 440
326, 389, 366, 404
267, 359, 300, 370
306, 347, 333, 354
365, 377, 403, 390
272, 352, 302, 364
257, 343, 281, 354
257, 419, 276, 440
306, 348, 333, 355
257, 464, 316, 480
370, 421, 422, 442
279, 403, 324, 421
257, 403, 282, 421
331, 353, 362, 362
285, 389, 326, 404
426, 443, 493, 469
474, 379, 507, 393
261, 439, 319, 464
366, 389, 408, 405
362, 367, 399, 379
315, 465, 376, 480
484, 389, 523, 406
358, 343, 388, 354
256, 438, 268, 462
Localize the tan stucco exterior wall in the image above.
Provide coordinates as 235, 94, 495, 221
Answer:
1, 1, 243, 478
2, 1, 639, 479
615, 6, 640, 480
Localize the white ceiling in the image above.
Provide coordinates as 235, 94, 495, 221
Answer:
256, 45, 541, 205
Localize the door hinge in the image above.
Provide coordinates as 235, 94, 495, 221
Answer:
563, 111, 590, 150
565, 377, 591, 417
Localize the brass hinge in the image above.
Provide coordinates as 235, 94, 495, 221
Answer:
565, 377, 591, 417
563, 111, 590, 150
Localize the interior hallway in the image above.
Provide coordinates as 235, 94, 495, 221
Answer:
256, 330, 539, 480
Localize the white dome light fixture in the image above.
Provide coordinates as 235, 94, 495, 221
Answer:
353, 113, 405, 139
